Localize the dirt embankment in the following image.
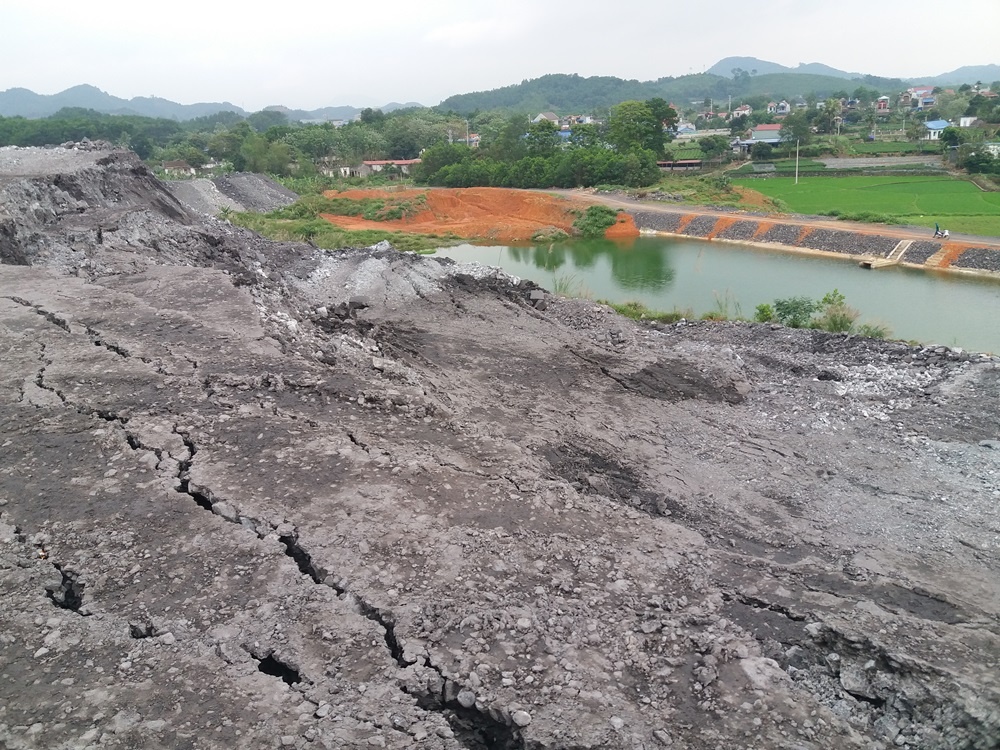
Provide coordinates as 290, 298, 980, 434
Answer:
320, 187, 638, 243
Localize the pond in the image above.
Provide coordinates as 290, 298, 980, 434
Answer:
433, 236, 1000, 354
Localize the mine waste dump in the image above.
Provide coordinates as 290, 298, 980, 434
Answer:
0, 143, 998, 750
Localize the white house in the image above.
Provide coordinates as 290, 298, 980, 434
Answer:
922, 120, 951, 140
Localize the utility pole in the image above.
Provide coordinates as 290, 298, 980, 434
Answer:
795, 139, 800, 185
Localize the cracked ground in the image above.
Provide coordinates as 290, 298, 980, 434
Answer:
0, 145, 999, 750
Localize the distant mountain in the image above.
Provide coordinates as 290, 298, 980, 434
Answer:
0, 84, 244, 120
922, 64, 1000, 86
264, 101, 424, 122
707, 57, 859, 79
0, 85, 424, 122
437, 70, 902, 115
706, 57, 793, 77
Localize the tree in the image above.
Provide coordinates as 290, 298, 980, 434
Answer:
699, 134, 731, 162
359, 108, 386, 127
729, 115, 749, 136
750, 142, 773, 161
246, 110, 289, 133
779, 112, 811, 152
646, 98, 679, 133
939, 126, 965, 148
906, 119, 927, 151
608, 101, 664, 156
525, 119, 561, 158
568, 123, 601, 150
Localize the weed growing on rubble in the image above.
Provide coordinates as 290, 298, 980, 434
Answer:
230, 210, 457, 253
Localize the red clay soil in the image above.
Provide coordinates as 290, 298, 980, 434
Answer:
938, 243, 970, 268
320, 187, 638, 243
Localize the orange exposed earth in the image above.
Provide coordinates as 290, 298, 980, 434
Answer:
319, 187, 638, 243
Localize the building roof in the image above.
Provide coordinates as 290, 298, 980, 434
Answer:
362, 159, 422, 166
924, 120, 951, 130
753, 124, 782, 131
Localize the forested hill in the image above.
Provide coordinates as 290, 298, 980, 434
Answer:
436, 71, 908, 114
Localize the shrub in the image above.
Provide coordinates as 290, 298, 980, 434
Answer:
773, 296, 819, 328
573, 205, 620, 238
858, 323, 891, 339
814, 304, 859, 333
754, 303, 776, 323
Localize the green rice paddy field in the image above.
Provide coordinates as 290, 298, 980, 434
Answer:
733, 175, 1000, 236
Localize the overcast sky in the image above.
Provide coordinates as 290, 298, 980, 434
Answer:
4, 0, 999, 111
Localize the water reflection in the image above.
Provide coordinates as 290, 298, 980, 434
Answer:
435, 236, 1000, 353
506, 238, 675, 291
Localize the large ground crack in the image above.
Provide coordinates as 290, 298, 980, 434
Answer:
169, 429, 527, 748
5, 296, 73, 333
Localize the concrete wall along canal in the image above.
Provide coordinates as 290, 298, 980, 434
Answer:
629, 210, 1000, 274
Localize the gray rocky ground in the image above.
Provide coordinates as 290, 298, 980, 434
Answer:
165, 173, 297, 217
1, 145, 999, 750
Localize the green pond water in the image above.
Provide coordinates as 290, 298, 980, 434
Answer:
433, 236, 1000, 354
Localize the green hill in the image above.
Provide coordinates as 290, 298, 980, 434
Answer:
436, 71, 909, 115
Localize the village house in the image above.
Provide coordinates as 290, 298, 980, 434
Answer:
901, 86, 936, 110
750, 123, 783, 143
339, 159, 422, 179
922, 120, 951, 140
775, 100, 791, 115
531, 112, 559, 124
877, 95, 891, 111
732, 103, 753, 118
161, 160, 195, 177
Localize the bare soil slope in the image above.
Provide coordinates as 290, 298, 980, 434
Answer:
321, 187, 638, 243
0, 145, 998, 750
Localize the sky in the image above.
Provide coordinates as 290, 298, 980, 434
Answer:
4, 0, 999, 112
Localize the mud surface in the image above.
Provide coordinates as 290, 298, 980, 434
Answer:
1, 145, 999, 750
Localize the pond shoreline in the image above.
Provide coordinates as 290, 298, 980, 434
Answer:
628, 210, 1000, 280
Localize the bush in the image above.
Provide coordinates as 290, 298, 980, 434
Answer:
773, 296, 819, 328
814, 304, 859, 333
857, 323, 890, 339
573, 205, 619, 238
754, 303, 776, 323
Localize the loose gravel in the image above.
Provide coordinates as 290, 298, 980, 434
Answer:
799, 229, 897, 256
950, 246, 1000, 272
167, 173, 298, 216
683, 215, 718, 237
715, 220, 760, 241
904, 240, 943, 264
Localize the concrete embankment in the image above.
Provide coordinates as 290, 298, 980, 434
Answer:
629, 210, 1000, 276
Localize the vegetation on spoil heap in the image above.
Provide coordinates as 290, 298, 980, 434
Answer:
754, 289, 890, 338
228, 191, 452, 253
593, 288, 890, 339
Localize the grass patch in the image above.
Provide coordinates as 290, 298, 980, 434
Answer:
230, 211, 460, 253
599, 299, 693, 323
850, 141, 941, 155
648, 173, 741, 206
273, 193, 427, 222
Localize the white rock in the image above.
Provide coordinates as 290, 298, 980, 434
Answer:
511, 710, 531, 727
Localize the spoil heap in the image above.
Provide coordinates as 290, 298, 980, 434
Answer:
1, 145, 998, 750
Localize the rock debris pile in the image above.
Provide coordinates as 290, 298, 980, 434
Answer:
0, 145, 998, 750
